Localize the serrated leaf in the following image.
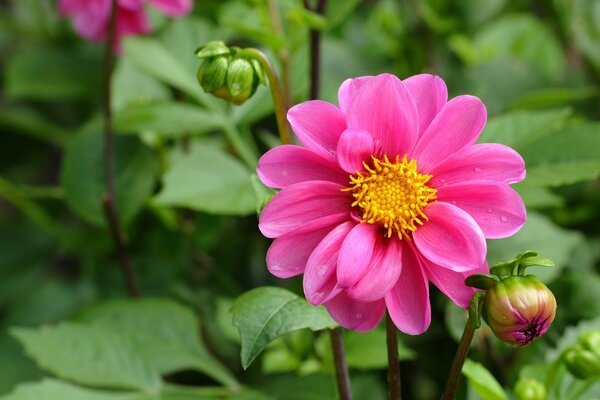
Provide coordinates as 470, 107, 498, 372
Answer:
78, 298, 238, 389
154, 143, 255, 215
462, 359, 508, 400
231, 287, 337, 369
11, 323, 161, 391
115, 102, 223, 137
60, 128, 157, 227
0, 379, 141, 400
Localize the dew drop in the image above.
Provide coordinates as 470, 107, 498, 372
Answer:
487, 208, 493, 214
474, 167, 483, 173
270, 265, 282, 272
317, 265, 328, 278
354, 313, 363, 320
500, 216, 508, 222
282, 169, 289, 177
314, 291, 324, 301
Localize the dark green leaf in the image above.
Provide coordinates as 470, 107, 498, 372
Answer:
231, 287, 337, 369
0, 379, 141, 400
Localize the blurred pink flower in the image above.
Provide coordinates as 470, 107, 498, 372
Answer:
258, 73, 527, 334
59, 0, 192, 51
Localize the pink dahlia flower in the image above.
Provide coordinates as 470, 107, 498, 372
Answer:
59, 0, 192, 51
257, 73, 527, 334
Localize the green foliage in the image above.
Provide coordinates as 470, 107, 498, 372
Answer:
231, 287, 337, 369
462, 359, 508, 400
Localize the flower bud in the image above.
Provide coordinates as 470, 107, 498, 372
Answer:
564, 346, 600, 380
225, 58, 258, 104
483, 275, 556, 346
514, 378, 546, 400
580, 330, 600, 356
196, 55, 229, 95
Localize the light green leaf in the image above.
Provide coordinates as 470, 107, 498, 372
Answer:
231, 287, 337, 369
508, 86, 598, 110
487, 212, 584, 282
60, 128, 157, 227
154, 142, 255, 215
11, 323, 161, 391
112, 57, 171, 111
518, 123, 600, 186
122, 37, 206, 104
462, 359, 508, 400
479, 108, 572, 150
79, 298, 238, 389
115, 102, 223, 137
0, 379, 141, 400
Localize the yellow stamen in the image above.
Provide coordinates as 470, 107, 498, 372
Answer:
343, 155, 437, 239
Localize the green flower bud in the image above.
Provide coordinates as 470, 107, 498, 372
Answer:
514, 378, 547, 400
581, 330, 600, 356
564, 346, 600, 380
195, 40, 230, 59
197, 55, 229, 94
483, 275, 556, 346
226, 58, 257, 104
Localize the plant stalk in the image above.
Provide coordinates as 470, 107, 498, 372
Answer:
236, 48, 291, 145
442, 319, 476, 400
330, 328, 352, 400
303, 0, 326, 100
386, 313, 402, 399
103, 0, 140, 298
266, 0, 292, 107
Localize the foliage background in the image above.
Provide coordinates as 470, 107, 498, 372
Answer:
0, 0, 599, 399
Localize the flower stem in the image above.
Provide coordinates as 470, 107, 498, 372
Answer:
236, 48, 291, 145
442, 319, 476, 400
302, 0, 327, 100
266, 0, 292, 107
329, 328, 352, 400
103, 0, 139, 298
386, 313, 402, 400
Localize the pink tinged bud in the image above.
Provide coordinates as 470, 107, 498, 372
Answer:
484, 275, 556, 346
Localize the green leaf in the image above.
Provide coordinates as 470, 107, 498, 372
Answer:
518, 123, 600, 186
462, 359, 508, 400
479, 108, 572, 150
11, 323, 161, 391
520, 256, 556, 269
231, 287, 337, 369
60, 128, 157, 227
0, 106, 70, 148
154, 142, 255, 215
115, 102, 223, 137
0, 379, 141, 400
487, 211, 584, 282
465, 274, 498, 290
112, 57, 171, 111
257, 374, 336, 400
344, 328, 415, 370
122, 37, 207, 104
508, 86, 598, 110
5, 44, 102, 100
79, 298, 238, 389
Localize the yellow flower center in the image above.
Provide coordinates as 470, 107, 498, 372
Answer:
345, 155, 437, 239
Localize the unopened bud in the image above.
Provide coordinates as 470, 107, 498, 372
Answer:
514, 378, 546, 400
483, 275, 556, 346
581, 330, 600, 356
564, 346, 600, 380
197, 56, 229, 94
225, 58, 257, 104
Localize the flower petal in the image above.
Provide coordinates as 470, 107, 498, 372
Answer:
436, 181, 526, 239
304, 222, 354, 305
423, 257, 489, 309
337, 223, 379, 288
287, 100, 347, 160
338, 76, 374, 115
267, 222, 338, 278
258, 181, 350, 238
411, 95, 487, 171
336, 128, 374, 174
346, 237, 403, 302
413, 202, 486, 271
258, 145, 348, 189
403, 74, 447, 135
385, 245, 431, 335
430, 143, 526, 187
325, 291, 385, 332
150, 0, 192, 16
347, 73, 419, 157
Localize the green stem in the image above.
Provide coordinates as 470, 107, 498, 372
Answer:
266, 0, 292, 107
442, 319, 476, 400
222, 120, 259, 168
102, 0, 140, 298
387, 313, 402, 399
329, 328, 352, 400
236, 48, 291, 145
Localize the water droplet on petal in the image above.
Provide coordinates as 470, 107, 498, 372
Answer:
282, 169, 289, 177
317, 265, 328, 278
500, 216, 508, 222
270, 265, 282, 272
474, 167, 482, 173
487, 208, 493, 213
355, 313, 363, 320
